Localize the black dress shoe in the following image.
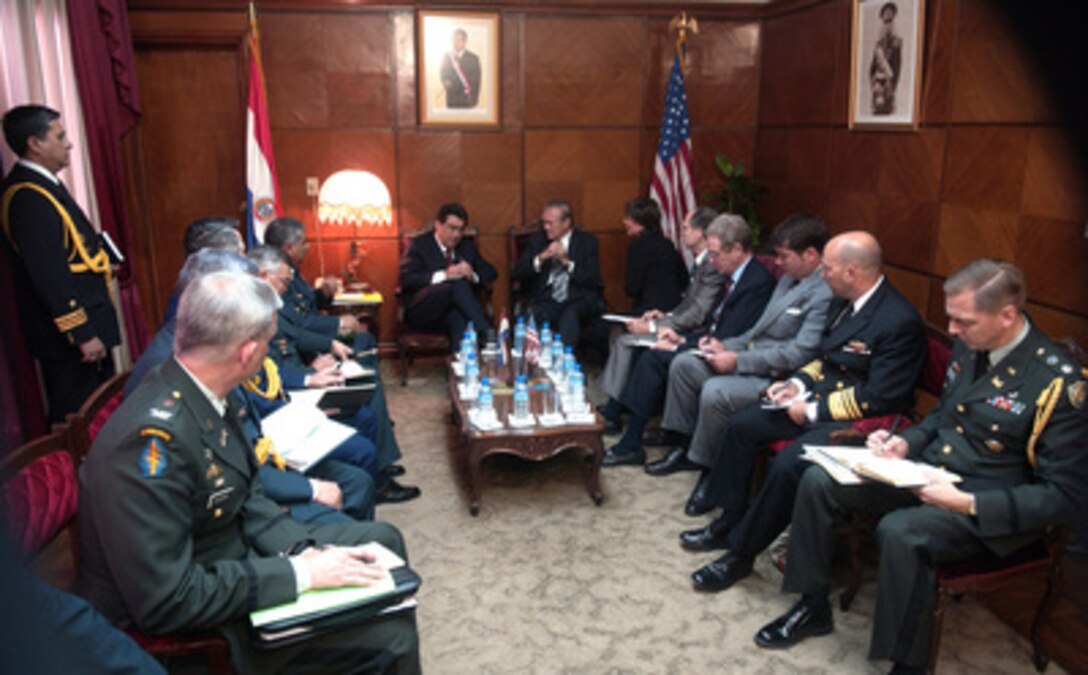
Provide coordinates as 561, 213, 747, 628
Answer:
691, 553, 753, 592
645, 447, 700, 476
602, 445, 645, 467
753, 598, 834, 649
679, 523, 731, 551
387, 464, 406, 477
684, 472, 714, 516
376, 479, 421, 504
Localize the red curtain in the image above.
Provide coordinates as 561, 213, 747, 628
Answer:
66, 0, 149, 358
0, 243, 48, 455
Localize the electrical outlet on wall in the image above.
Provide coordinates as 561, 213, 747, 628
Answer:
305, 177, 319, 197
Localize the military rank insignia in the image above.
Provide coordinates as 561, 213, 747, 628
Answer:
1069, 381, 1086, 410
986, 395, 1025, 415
842, 340, 871, 355
140, 438, 168, 477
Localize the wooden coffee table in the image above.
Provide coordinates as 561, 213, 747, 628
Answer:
447, 362, 605, 516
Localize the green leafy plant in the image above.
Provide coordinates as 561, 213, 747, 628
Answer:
703, 154, 767, 243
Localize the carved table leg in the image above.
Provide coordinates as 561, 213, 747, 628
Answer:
586, 437, 605, 506
467, 443, 482, 516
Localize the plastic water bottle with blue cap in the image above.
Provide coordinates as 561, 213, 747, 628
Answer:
465, 352, 479, 397
513, 374, 530, 420
568, 365, 585, 412
477, 377, 493, 413
539, 321, 553, 368
466, 321, 478, 349
550, 339, 563, 375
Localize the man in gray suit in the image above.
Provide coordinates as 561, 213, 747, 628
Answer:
597, 206, 725, 432
645, 215, 833, 502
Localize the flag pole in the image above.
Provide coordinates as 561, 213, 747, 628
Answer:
668, 12, 699, 71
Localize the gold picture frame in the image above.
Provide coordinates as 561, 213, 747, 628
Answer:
417, 10, 500, 127
849, 0, 926, 130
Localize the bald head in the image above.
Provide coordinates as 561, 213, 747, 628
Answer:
821, 231, 884, 300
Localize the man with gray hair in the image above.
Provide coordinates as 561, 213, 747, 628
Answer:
80, 270, 420, 673
602, 213, 776, 466
757, 258, 1088, 675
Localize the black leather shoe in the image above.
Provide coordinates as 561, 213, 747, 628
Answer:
691, 553, 753, 592
376, 479, 421, 504
684, 472, 714, 516
679, 523, 731, 551
645, 447, 700, 476
602, 445, 645, 467
387, 464, 406, 477
753, 598, 834, 649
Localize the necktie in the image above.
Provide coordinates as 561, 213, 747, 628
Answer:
707, 278, 733, 335
972, 351, 990, 382
445, 247, 454, 266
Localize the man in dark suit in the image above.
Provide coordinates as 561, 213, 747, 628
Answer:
647, 213, 833, 488
1, 104, 120, 422
682, 231, 926, 596
440, 28, 482, 108
511, 199, 603, 348
80, 269, 420, 673
597, 206, 724, 420
757, 259, 1088, 675
602, 214, 776, 467
399, 202, 497, 345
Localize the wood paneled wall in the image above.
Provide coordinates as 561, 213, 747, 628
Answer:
755, 0, 1088, 344
125, 6, 762, 342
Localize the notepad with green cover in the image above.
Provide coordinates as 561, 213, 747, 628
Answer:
250, 542, 421, 641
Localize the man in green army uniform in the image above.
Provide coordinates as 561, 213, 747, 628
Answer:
79, 269, 420, 673
754, 258, 1088, 675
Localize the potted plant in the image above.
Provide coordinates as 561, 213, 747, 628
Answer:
703, 154, 767, 243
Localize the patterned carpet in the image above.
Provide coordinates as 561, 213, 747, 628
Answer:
377, 358, 1064, 674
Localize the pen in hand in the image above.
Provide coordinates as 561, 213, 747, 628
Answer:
875, 414, 903, 457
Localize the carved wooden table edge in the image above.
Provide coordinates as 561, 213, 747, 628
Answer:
446, 362, 605, 516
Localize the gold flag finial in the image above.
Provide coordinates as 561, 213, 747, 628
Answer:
669, 12, 699, 69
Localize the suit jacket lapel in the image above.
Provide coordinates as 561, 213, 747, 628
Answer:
955, 330, 1035, 404
822, 281, 887, 348
749, 275, 794, 334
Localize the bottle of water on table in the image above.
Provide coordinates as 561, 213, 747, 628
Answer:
539, 321, 553, 368
513, 374, 530, 421
477, 377, 493, 413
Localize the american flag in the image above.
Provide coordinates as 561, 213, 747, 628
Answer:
650, 54, 696, 265
497, 313, 510, 367
524, 315, 541, 365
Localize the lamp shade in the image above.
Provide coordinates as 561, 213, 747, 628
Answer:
317, 170, 392, 227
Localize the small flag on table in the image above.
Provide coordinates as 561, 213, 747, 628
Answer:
497, 313, 510, 367
525, 315, 541, 365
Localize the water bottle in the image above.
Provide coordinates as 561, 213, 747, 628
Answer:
550, 340, 563, 374
513, 375, 530, 420
539, 322, 553, 368
460, 330, 474, 363
562, 346, 575, 383
568, 366, 586, 411
513, 317, 527, 355
477, 377, 494, 413
465, 353, 479, 394
467, 321, 478, 349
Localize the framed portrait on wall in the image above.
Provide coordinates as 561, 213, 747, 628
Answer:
417, 10, 500, 127
849, 0, 925, 130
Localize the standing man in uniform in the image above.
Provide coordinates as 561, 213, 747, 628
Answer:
1, 104, 120, 422
80, 269, 420, 673
757, 259, 1088, 675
